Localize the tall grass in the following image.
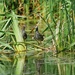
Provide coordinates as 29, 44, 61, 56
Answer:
0, 0, 75, 75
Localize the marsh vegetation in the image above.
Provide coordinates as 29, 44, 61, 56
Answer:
0, 0, 75, 75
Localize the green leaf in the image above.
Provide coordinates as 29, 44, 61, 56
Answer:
42, 27, 48, 33
0, 18, 11, 39
0, 64, 6, 75
0, 41, 13, 50
69, 42, 75, 48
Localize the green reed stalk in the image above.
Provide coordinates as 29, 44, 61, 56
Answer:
11, 11, 26, 75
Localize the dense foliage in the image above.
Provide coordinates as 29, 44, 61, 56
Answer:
0, 0, 75, 75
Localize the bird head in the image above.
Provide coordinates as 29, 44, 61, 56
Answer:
35, 26, 38, 31
22, 25, 26, 30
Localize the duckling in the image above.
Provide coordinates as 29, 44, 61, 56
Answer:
34, 26, 44, 42
22, 25, 27, 40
